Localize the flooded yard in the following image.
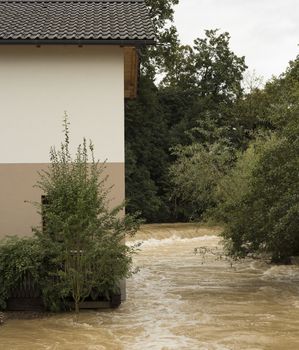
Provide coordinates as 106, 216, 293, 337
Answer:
1, 224, 299, 349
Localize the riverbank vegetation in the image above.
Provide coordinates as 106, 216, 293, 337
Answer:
0, 119, 140, 312
126, 0, 299, 262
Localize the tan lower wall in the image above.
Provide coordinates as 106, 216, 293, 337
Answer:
0, 163, 124, 238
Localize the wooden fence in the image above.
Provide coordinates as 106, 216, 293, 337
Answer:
6, 272, 121, 311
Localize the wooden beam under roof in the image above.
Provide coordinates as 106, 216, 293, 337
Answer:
124, 47, 139, 99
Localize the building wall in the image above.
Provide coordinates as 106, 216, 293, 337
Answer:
0, 163, 124, 237
0, 45, 125, 238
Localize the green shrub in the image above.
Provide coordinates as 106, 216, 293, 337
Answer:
169, 142, 234, 219
211, 137, 269, 224
33, 117, 140, 312
0, 116, 140, 312
220, 116, 299, 261
0, 237, 43, 309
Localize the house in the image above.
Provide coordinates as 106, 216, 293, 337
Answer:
0, 0, 154, 240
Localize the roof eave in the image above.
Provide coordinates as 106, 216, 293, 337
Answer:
0, 39, 156, 46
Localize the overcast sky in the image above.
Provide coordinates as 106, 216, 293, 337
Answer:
174, 0, 299, 82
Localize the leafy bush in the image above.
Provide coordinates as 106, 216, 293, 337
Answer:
34, 117, 140, 312
0, 117, 140, 312
211, 137, 269, 223
220, 115, 299, 261
0, 237, 43, 309
169, 142, 234, 219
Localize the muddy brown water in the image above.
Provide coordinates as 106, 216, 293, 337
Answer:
1, 223, 299, 350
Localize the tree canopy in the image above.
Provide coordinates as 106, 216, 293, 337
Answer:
125, 1, 248, 221
126, 0, 299, 262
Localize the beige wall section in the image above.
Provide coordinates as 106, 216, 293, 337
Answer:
0, 163, 124, 238
0, 45, 124, 163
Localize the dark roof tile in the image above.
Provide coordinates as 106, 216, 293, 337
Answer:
0, 0, 155, 44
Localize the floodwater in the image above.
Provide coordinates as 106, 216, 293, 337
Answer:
1, 223, 299, 350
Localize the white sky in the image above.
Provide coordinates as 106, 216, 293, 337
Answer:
174, 0, 299, 82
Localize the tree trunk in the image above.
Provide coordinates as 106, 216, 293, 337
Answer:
75, 300, 79, 313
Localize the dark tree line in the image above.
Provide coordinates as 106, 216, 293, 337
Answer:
125, 0, 247, 222
126, 1, 299, 262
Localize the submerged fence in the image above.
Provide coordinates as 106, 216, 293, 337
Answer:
6, 271, 121, 311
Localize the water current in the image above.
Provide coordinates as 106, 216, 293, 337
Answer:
1, 223, 299, 350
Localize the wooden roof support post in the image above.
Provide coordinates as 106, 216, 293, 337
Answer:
124, 46, 139, 99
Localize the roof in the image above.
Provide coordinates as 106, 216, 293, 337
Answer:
0, 0, 155, 45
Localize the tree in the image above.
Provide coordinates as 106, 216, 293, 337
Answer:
142, 0, 180, 79
125, 0, 181, 222
221, 121, 299, 261
169, 142, 234, 220
34, 117, 139, 312
216, 56, 299, 261
163, 30, 248, 219
126, 28, 248, 222
125, 77, 171, 221
162, 30, 247, 97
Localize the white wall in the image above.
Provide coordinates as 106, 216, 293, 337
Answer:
0, 45, 124, 163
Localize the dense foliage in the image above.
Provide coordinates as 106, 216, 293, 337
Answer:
220, 110, 299, 261
126, 0, 299, 261
169, 142, 234, 219
0, 237, 43, 309
126, 5, 247, 221
0, 118, 140, 312
171, 56, 299, 261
